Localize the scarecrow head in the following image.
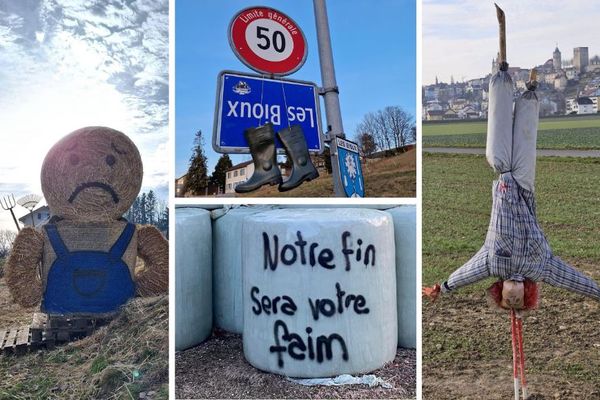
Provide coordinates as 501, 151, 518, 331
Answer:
41, 126, 143, 222
488, 279, 539, 311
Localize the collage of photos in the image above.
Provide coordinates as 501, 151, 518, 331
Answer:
0, 0, 599, 399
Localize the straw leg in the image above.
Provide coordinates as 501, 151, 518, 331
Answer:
516, 315, 528, 399
511, 309, 520, 400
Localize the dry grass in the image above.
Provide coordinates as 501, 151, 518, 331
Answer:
0, 289, 168, 399
176, 330, 416, 399
235, 149, 416, 198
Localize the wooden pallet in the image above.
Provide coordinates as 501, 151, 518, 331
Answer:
0, 313, 109, 356
0, 326, 51, 355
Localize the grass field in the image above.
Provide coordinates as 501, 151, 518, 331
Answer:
422, 153, 600, 399
236, 149, 416, 197
423, 114, 600, 150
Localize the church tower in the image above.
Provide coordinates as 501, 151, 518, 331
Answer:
553, 45, 562, 71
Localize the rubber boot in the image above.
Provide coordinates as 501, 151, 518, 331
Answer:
235, 123, 282, 193
277, 125, 319, 192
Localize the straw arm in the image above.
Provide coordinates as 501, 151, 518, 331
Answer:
5, 227, 43, 307
135, 225, 169, 296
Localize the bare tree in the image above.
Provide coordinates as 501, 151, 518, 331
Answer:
356, 132, 377, 158
0, 229, 17, 259
355, 106, 415, 154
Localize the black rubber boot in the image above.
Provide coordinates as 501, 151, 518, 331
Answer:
277, 125, 319, 192
235, 123, 282, 193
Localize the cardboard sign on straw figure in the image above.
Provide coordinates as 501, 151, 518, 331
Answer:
5, 126, 168, 316
423, 4, 600, 399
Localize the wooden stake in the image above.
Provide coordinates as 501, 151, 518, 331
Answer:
495, 3, 506, 64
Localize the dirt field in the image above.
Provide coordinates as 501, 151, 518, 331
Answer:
423, 153, 600, 399
176, 330, 416, 399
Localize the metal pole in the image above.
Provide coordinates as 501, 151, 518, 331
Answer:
313, 0, 345, 197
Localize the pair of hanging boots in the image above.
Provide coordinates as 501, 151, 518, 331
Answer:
235, 123, 319, 193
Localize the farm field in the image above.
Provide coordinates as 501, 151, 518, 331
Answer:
423, 115, 600, 150
422, 153, 600, 399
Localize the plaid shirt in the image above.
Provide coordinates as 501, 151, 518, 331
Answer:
442, 173, 600, 301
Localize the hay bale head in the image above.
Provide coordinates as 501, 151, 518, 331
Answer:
41, 126, 143, 222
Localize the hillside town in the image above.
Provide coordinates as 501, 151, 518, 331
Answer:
423, 46, 600, 120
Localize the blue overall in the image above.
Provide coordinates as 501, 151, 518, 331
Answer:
42, 223, 136, 314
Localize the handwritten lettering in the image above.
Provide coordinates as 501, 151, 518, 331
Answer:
269, 320, 349, 368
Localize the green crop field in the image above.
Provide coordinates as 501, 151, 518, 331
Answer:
423, 127, 600, 149
422, 115, 600, 150
422, 114, 600, 136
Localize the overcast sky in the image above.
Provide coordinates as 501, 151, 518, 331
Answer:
175, 0, 416, 177
0, 0, 168, 231
423, 0, 600, 85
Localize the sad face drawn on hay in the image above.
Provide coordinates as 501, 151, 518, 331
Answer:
5, 126, 168, 316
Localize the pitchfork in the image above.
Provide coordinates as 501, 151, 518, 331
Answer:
1, 194, 21, 231
511, 309, 527, 399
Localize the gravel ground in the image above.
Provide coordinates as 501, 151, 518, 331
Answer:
176, 330, 416, 399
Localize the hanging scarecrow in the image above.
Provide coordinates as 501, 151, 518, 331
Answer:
423, 5, 600, 399
5, 126, 168, 317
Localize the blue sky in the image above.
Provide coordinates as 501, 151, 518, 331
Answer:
175, 0, 416, 177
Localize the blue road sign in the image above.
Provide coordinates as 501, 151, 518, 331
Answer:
336, 137, 364, 198
213, 71, 323, 154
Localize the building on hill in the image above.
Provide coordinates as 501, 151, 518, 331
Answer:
425, 109, 444, 121
567, 97, 595, 114
553, 46, 562, 71
554, 72, 567, 91
577, 97, 595, 114
587, 55, 600, 73
574, 47, 589, 73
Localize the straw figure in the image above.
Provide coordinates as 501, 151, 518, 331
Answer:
423, 5, 600, 399
5, 126, 168, 316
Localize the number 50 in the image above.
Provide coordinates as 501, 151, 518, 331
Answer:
256, 26, 286, 53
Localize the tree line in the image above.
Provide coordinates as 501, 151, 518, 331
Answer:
181, 130, 233, 196
124, 190, 169, 233
355, 106, 416, 157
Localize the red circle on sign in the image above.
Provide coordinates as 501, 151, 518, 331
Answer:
229, 6, 307, 75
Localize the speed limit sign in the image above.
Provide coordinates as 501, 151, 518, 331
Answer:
229, 6, 307, 76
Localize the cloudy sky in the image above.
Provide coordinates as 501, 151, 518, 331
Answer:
0, 0, 168, 230
423, 0, 600, 84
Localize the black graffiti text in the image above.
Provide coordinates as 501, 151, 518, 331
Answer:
263, 231, 335, 270
308, 282, 370, 320
269, 319, 349, 368
250, 286, 297, 316
341, 231, 376, 271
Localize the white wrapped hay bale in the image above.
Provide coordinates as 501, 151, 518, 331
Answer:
512, 74, 539, 192
212, 205, 276, 334
386, 206, 416, 349
242, 208, 397, 378
175, 207, 212, 351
